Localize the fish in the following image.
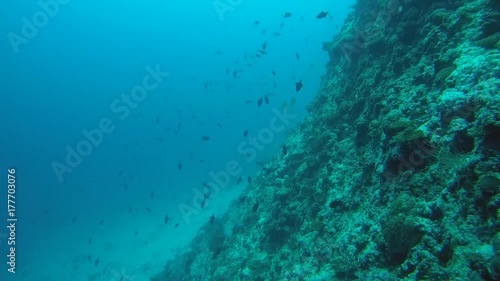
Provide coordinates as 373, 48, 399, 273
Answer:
99, 219, 104, 226
282, 144, 288, 155
178, 161, 182, 170
272, 70, 276, 76
264, 96, 269, 104
280, 22, 284, 28
72, 217, 77, 224
253, 202, 259, 212
262, 42, 267, 50
135, 230, 138, 236
236, 177, 243, 185
164, 215, 169, 224
88, 255, 91, 261
175, 223, 180, 228
150, 192, 154, 199
247, 176, 252, 183
282, 12, 292, 18
201, 136, 210, 141
261, 29, 266, 34
217, 122, 222, 128
295, 80, 303, 92
256, 54, 261, 58
156, 117, 160, 124
258, 50, 267, 55
316, 11, 329, 19
226, 68, 229, 75
88, 238, 92, 244
210, 214, 215, 224
257, 97, 263, 107
273, 32, 281, 37
201, 199, 206, 209
243, 129, 249, 137
94, 258, 99, 267
253, 20, 260, 25
146, 208, 152, 213
296, 53, 300, 60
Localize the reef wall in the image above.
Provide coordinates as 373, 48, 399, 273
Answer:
153, 0, 500, 280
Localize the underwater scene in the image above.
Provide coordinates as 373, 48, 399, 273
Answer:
1, 0, 499, 280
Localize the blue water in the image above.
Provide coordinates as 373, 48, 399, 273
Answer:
0, 1, 354, 280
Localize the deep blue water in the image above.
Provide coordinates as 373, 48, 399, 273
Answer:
0, 1, 354, 280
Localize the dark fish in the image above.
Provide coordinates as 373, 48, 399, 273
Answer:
226, 68, 229, 75
201, 199, 206, 209
72, 217, 77, 224
217, 122, 222, 128
203, 182, 211, 189
150, 192, 154, 199
164, 215, 169, 224
264, 96, 269, 104
233, 70, 238, 78
262, 42, 267, 50
88, 238, 92, 244
243, 129, 248, 137
258, 50, 267, 55
296, 53, 300, 60
272, 70, 276, 76
295, 80, 303, 92
95, 258, 99, 267
280, 22, 284, 28
99, 219, 104, 226
253, 20, 260, 25
253, 202, 259, 212
256, 54, 261, 58
257, 97, 263, 107
236, 177, 243, 185
123, 183, 128, 191
316, 11, 329, 19
156, 117, 160, 124
88, 255, 91, 261
247, 176, 252, 183
282, 12, 292, 18
135, 230, 138, 236
261, 29, 266, 34
118, 169, 123, 176
146, 208, 152, 213
175, 223, 180, 228
178, 161, 182, 170
282, 144, 288, 155
210, 214, 215, 224
273, 32, 281, 37
201, 136, 211, 141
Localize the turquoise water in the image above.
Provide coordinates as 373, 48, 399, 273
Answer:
0, 1, 354, 280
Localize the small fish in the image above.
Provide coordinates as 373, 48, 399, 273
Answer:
296, 53, 300, 60
72, 217, 77, 224
88, 238, 92, 244
273, 32, 281, 37
247, 176, 252, 183
146, 208, 152, 213
236, 177, 243, 185
253, 202, 259, 212
217, 122, 222, 128
150, 192, 154, 199
280, 22, 284, 28
135, 230, 138, 236
256, 54, 262, 58
203, 182, 211, 189
210, 214, 216, 224
282, 12, 292, 18
264, 96, 269, 104
175, 223, 180, 228
201, 199, 206, 209
272, 70, 276, 76
316, 11, 329, 19
201, 136, 211, 141
257, 97, 263, 107
295, 80, 303, 92
94, 258, 99, 267
156, 117, 160, 124
88, 255, 91, 261
178, 161, 182, 170
261, 29, 266, 34
258, 50, 267, 55
233, 70, 238, 78
262, 42, 267, 50
253, 20, 260, 25
282, 144, 288, 155
243, 129, 248, 137
164, 215, 169, 224
99, 219, 104, 226
225, 68, 229, 75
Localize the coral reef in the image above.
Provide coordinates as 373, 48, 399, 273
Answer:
153, 0, 500, 280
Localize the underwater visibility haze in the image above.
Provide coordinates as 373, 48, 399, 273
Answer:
1, 0, 500, 280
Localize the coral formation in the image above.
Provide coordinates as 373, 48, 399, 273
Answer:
152, 0, 500, 280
